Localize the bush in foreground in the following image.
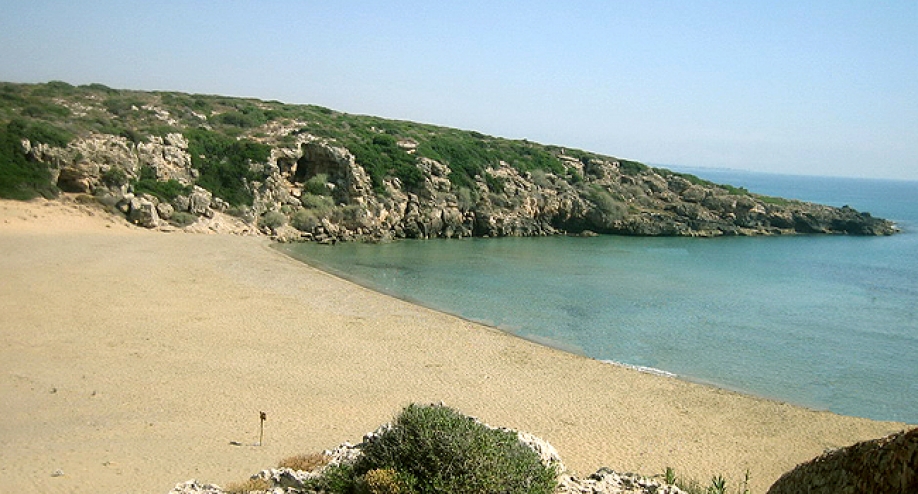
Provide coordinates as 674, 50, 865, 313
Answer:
306, 403, 557, 494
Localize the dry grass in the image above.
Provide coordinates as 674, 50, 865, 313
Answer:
222, 476, 272, 494
277, 452, 331, 472
362, 468, 410, 494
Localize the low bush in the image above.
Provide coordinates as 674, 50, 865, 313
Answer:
223, 477, 271, 494
101, 166, 129, 187
618, 159, 648, 175
303, 403, 557, 494
0, 120, 59, 200
361, 468, 416, 494
346, 132, 422, 192
169, 211, 197, 227
14, 118, 74, 148
304, 173, 331, 196
588, 185, 627, 221
484, 172, 505, 193
301, 192, 335, 210
291, 208, 321, 232
278, 452, 330, 472
184, 128, 270, 206
131, 165, 190, 202
260, 210, 287, 230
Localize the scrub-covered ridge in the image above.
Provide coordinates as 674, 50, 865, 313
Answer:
0, 81, 897, 241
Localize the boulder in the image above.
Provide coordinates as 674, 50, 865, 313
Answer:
188, 186, 213, 217
767, 428, 917, 494
127, 195, 160, 228
156, 201, 175, 220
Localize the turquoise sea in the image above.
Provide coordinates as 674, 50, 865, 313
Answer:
279, 169, 918, 424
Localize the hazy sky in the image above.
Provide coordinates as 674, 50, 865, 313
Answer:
2, 1, 916, 180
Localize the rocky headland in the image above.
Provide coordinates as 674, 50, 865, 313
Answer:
0, 81, 898, 242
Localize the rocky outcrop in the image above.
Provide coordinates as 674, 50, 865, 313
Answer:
170, 421, 686, 494
19, 130, 898, 241
766, 428, 917, 494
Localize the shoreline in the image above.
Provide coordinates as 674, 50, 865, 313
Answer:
275, 240, 909, 425
0, 198, 910, 493
275, 244, 776, 400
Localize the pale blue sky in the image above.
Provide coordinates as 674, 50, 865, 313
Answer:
2, 1, 916, 180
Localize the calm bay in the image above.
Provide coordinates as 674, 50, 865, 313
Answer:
279, 169, 918, 424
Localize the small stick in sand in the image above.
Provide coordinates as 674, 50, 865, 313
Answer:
259, 411, 267, 446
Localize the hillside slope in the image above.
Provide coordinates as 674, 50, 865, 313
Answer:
0, 81, 897, 241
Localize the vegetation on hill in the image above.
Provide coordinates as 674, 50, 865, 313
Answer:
0, 80, 613, 201
0, 81, 896, 238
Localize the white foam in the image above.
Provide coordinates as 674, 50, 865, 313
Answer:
600, 360, 677, 378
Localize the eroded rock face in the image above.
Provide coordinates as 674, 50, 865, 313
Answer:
767, 428, 917, 494
20, 131, 898, 240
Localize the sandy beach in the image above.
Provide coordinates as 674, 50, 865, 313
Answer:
0, 198, 908, 493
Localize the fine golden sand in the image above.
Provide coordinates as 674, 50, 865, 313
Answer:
0, 198, 908, 493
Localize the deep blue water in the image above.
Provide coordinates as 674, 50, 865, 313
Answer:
279, 169, 918, 424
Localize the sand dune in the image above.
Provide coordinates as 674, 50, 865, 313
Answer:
0, 198, 907, 493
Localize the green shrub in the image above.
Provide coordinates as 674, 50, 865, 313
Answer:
345, 132, 421, 192
260, 210, 287, 229
80, 82, 118, 94
22, 102, 71, 118
361, 468, 416, 494
119, 128, 146, 144
350, 403, 557, 494
653, 168, 713, 187
184, 128, 270, 206
484, 172, 505, 193
304, 173, 331, 195
32, 80, 76, 97
301, 192, 335, 210
417, 133, 564, 189
14, 118, 74, 148
101, 166, 129, 187
291, 208, 321, 232
758, 194, 791, 206
418, 134, 492, 189
131, 165, 190, 202
720, 184, 749, 196
588, 185, 627, 221
169, 211, 197, 227
619, 159, 648, 175
567, 169, 584, 184
104, 96, 142, 117
455, 187, 477, 211
0, 120, 59, 200
213, 109, 264, 128
307, 462, 358, 493
529, 169, 552, 187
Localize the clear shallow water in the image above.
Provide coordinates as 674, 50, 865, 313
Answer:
279, 170, 918, 424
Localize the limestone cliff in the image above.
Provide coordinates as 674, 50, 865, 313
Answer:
0, 81, 897, 241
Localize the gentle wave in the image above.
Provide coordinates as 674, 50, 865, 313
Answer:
600, 360, 678, 378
